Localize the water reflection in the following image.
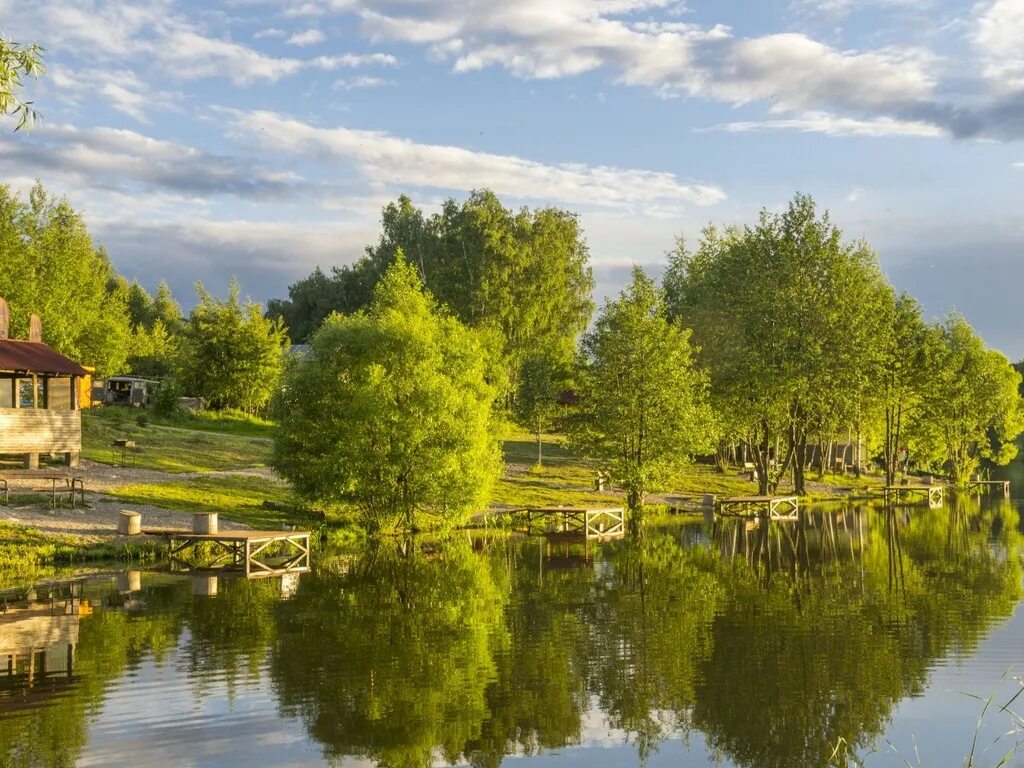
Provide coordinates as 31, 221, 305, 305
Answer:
0, 498, 1020, 768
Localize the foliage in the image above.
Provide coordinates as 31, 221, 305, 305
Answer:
178, 280, 288, 412
0, 183, 131, 375
917, 314, 1024, 483
272, 254, 504, 533
269, 190, 594, 395
569, 267, 714, 514
0, 37, 44, 130
876, 292, 929, 485
665, 195, 890, 495
515, 352, 572, 466
149, 374, 181, 417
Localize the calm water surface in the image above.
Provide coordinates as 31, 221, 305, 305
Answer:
2, 497, 1023, 768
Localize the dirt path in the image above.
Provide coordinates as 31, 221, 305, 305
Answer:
1, 460, 277, 539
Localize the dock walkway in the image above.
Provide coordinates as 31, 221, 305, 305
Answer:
522, 506, 625, 540
168, 529, 310, 578
963, 479, 1010, 497
883, 485, 944, 506
716, 496, 799, 520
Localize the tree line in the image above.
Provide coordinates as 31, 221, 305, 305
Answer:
274, 193, 1024, 531
2, 180, 1020, 531
0, 182, 287, 412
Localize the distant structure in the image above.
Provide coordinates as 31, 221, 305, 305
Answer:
0, 298, 89, 468
96, 376, 157, 407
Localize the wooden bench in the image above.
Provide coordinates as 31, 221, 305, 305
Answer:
0, 473, 85, 508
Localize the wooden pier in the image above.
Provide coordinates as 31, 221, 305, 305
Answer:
168, 529, 311, 578
963, 479, 1010, 497
883, 485, 944, 506
715, 495, 799, 520
523, 506, 625, 540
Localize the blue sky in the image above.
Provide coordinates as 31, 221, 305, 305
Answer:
2, 0, 1023, 355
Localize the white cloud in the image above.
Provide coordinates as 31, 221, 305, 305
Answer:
0, 123, 298, 199
331, 75, 395, 90
846, 186, 864, 202
287, 28, 326, 46
310, 52, 398, 68
50, 66, 180, 123
253, 27, 287, 39
228, 109, 726, 209
348, 0, 935, 116
1015, 161, 1024, 168
705, 111, 945, 137
974, 0, 1024, 91
6, 0, 394, 86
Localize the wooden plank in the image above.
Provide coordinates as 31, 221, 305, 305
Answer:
0, 408, 81, 453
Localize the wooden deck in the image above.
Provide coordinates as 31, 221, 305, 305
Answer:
963, 479, 1010, 497
716, 495, 799, 520
168, 529, 310, 578
522, 506, 625, 540
883, 485, 944, 506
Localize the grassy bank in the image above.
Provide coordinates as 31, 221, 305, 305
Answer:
0, 522, 164, 575
106, 475, 311, 530
82, 407, 272, 472
1, 413, 888, 570
497, 430, 886, 508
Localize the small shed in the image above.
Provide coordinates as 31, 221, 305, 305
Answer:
0, 299, 88, 468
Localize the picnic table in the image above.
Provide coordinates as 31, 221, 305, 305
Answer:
0, 471, 86, 508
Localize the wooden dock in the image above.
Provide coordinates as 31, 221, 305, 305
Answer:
523, 506, 625, 540
963, 479, 1010, 497
168, 529, 310, 578
716, 495, 799, 520
883, 485, 944, 506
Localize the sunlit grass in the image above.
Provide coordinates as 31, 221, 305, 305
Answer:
82, 408, 271, 472
105, 475, 306, 530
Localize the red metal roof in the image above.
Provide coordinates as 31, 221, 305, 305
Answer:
0, 339, 89, 376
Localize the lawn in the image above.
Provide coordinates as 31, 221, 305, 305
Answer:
82, 408, 272, 473
0, 521, 163, 576
494, 430, 886, 507
105, 475, 310, 530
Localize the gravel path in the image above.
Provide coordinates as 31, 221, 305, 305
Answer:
1, 461, 278, 540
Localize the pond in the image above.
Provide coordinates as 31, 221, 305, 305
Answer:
1, 497, 1022, 768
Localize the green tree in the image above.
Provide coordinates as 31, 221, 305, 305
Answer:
918, 314, 1024, 483
877, 292, 929, 486
269, 191, 594, 397
515, 352, 571, 466
569, 267, 714, 516
179, 280, 287, 412
272, 254, 504, 533
665, 196, 889, 495
0, 183, 130, 375
1, 38, 44, 130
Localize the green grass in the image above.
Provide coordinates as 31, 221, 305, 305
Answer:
105, 475, 312, 530
82, 408, 271, 472
0, 521, 164, 573
154, 408, 275, 439
493, 430, 887, 509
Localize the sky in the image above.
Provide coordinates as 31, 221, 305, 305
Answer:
1, 0, 1023, 355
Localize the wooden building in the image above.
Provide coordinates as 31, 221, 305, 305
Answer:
0, 298, 88, 468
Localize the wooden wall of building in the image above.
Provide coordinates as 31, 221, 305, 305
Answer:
0, 409, 81, 453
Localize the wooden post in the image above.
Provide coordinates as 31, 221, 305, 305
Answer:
118, 511, 142, 535
192, 512, 218, 534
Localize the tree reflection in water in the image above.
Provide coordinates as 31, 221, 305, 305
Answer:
0, 497, 1019, 768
